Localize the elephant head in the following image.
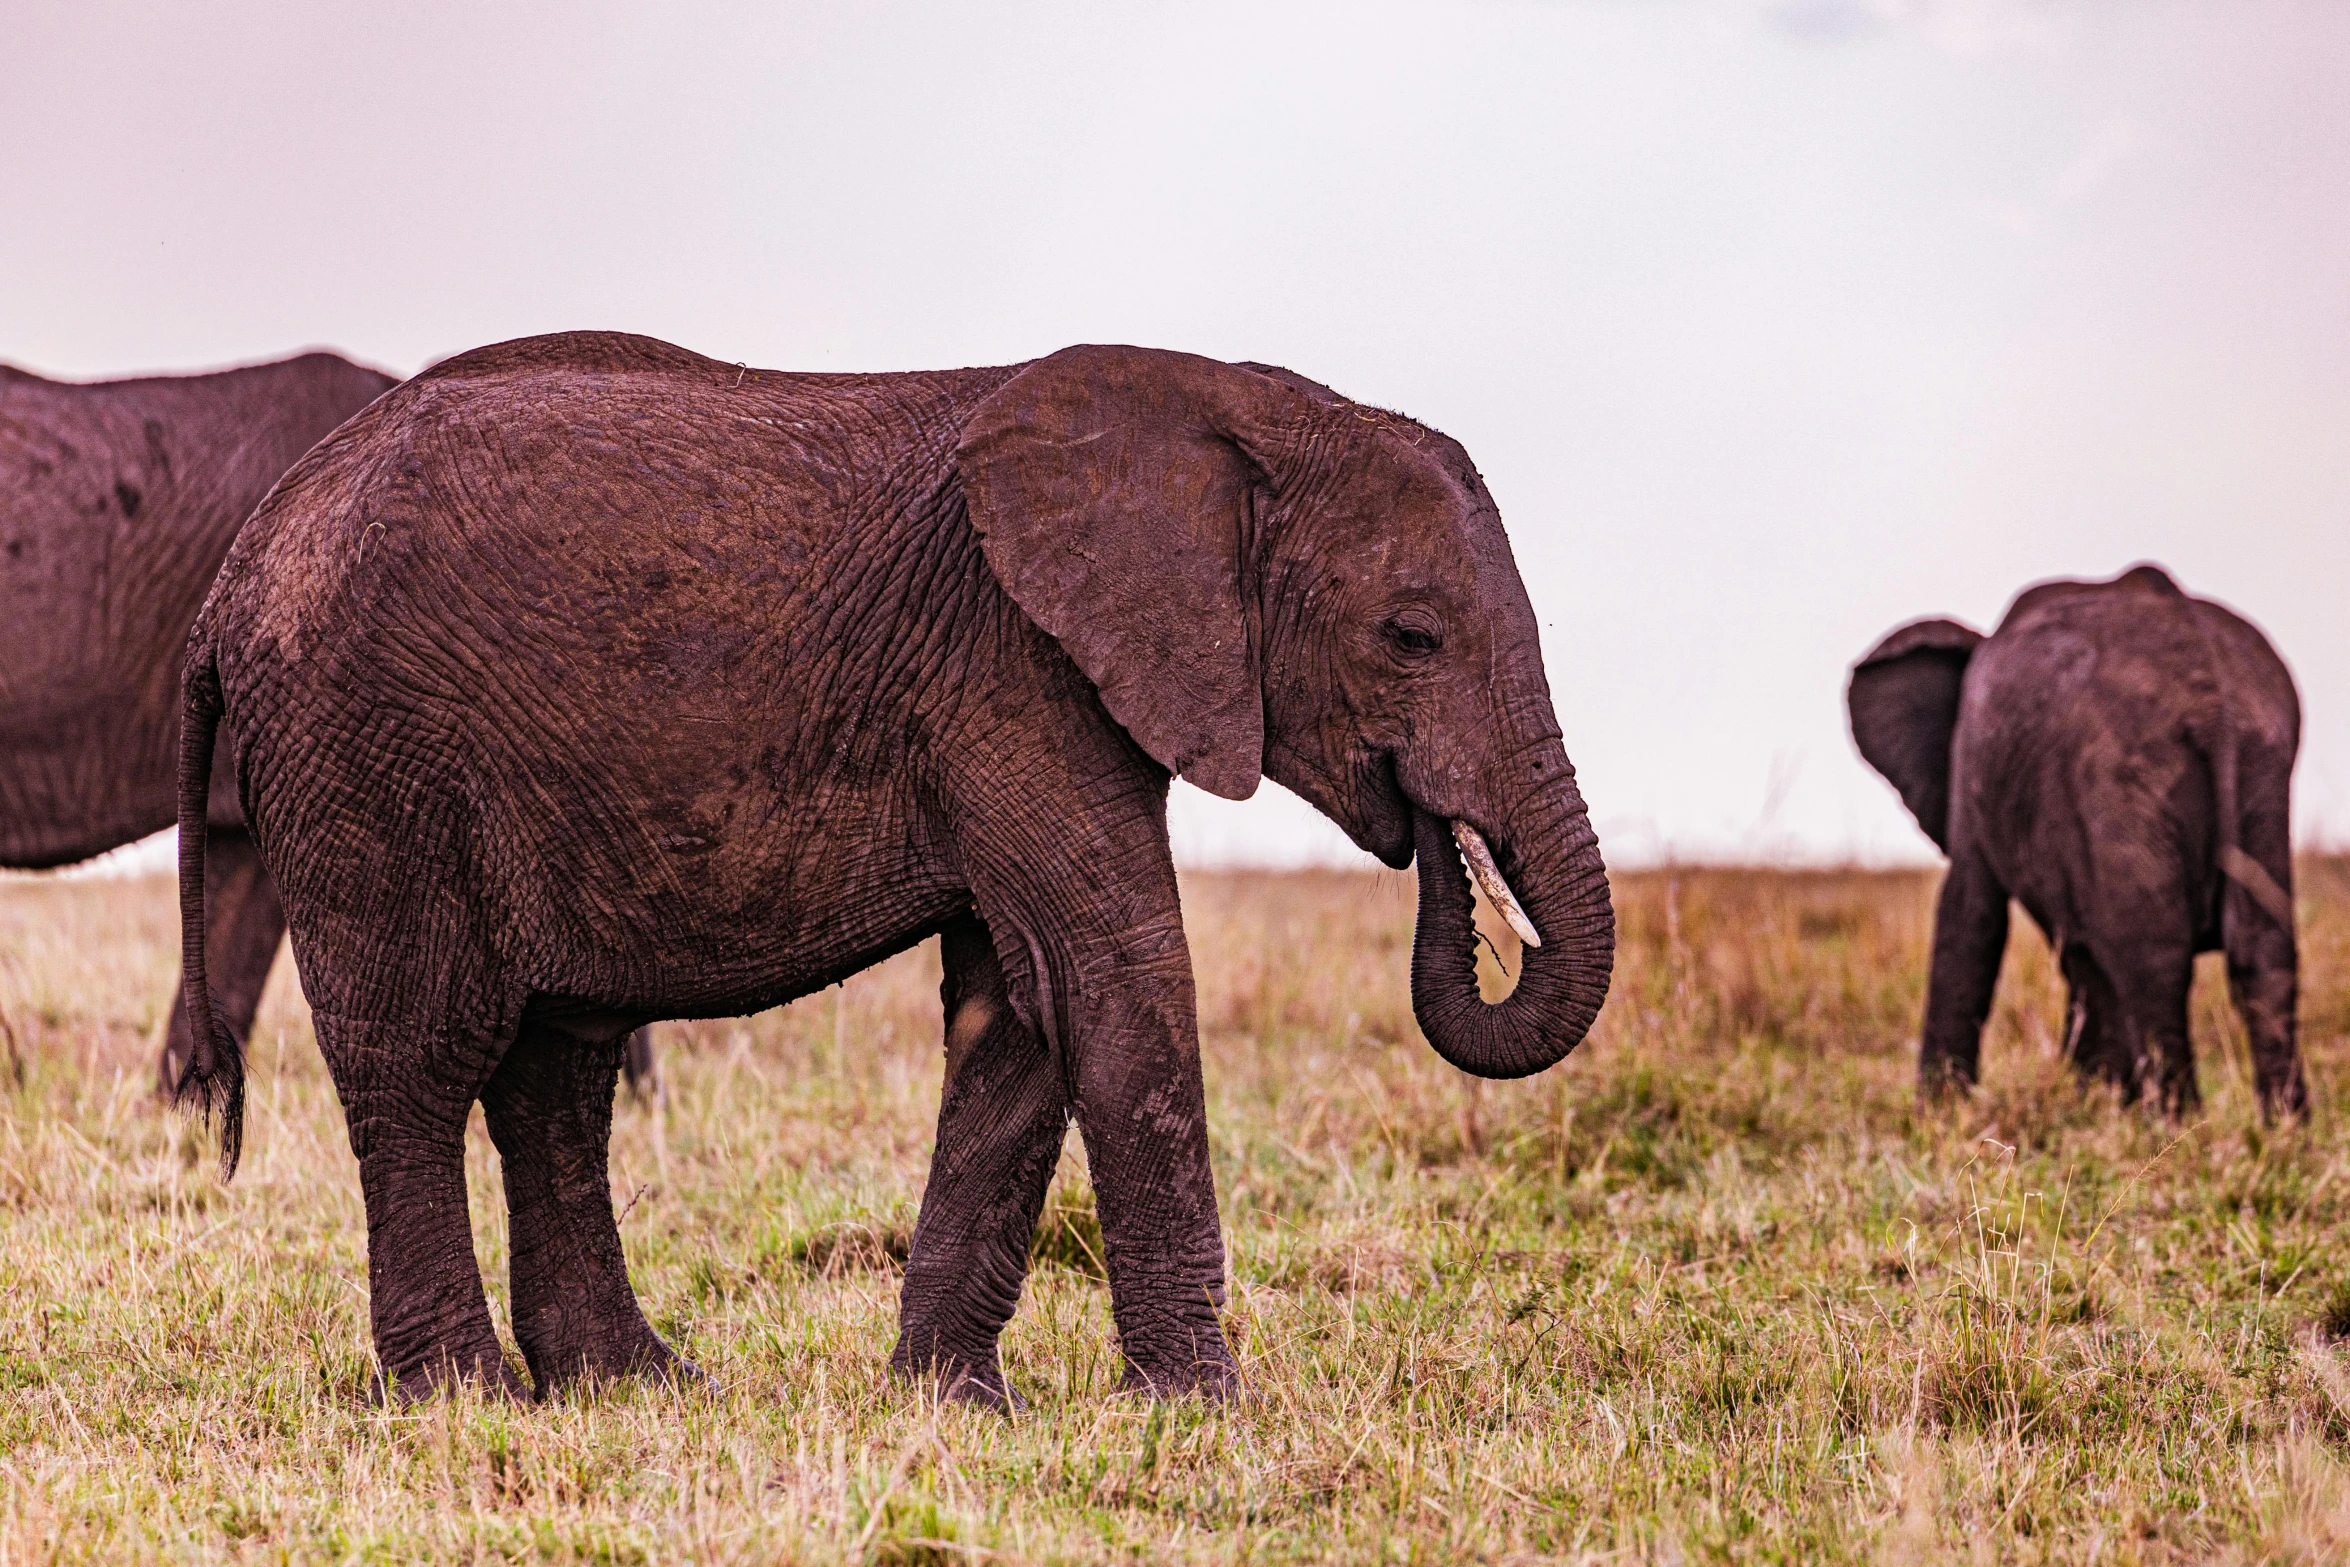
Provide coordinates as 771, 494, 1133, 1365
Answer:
955, 346, 1614, 1079
1847, 617, 1987, 853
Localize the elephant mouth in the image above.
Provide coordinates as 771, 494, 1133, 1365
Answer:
1338, 758, 1550, 947
1340, 752, 1415, 868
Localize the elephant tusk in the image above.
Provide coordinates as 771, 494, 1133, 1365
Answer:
1452, 820, 1542, 949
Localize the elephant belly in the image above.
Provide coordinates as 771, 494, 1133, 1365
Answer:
0, 703, 175, 868
468, 763, 969, 1020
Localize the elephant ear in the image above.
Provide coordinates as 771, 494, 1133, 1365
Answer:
957, 345, 1303, 801
1848, 617, 1985, 853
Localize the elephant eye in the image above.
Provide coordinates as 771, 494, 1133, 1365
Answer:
1381, 615, 1443, 657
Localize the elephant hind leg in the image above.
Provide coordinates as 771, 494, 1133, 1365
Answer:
2073, 926, 2198, 1115
312, 991, 527, 1402
2220, 776, 2305, 1119
2059, 943, 2137, 1100
158, 826, 286, 1096
482, 1010, 692, 1399
2226, 927, 2304, 1121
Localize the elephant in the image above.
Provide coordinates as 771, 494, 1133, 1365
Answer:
2, 353, 383, 1084
171, 331, 1616, 1405
1849, 563, 2305, 1118
0, 352, 661, 1096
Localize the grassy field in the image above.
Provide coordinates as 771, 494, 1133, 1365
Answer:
4, 861, 2350, 1563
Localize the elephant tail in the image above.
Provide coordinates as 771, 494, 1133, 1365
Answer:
175, 643, 247, 1180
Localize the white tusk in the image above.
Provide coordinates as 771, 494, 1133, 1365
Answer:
1452, 820, 1542, 948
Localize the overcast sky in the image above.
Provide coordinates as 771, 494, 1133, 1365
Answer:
8, 0, 2346, 871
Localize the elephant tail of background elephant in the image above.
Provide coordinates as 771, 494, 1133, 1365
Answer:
174, 645, 247, 1179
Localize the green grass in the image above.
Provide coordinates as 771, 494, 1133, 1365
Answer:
3, 860, 2350, 1562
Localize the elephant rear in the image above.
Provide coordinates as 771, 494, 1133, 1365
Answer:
1851, 564, 2306, 1117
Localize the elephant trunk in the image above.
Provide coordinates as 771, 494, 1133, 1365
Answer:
1409, 771, 1615, 1079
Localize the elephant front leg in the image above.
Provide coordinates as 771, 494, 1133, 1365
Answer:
1919, 847, 2009, 1098
892, 914, 1069, 1409
1062, 942, 1235, 1399
482, 1020, 692, 1397
159, 826, 286, 1095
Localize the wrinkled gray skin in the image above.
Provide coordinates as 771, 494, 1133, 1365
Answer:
174, 332, 1615, 1407
0, 354, 656, 1095
1850, 564, 2305, 1118
0, 355, 391, 1086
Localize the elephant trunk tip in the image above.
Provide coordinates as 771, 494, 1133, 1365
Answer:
1409, 805, 1614, 1081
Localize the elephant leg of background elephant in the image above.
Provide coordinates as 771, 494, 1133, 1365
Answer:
2225, 794, 2307, 1119
482, 1020, 688, 1397
2089, 927, 2198, 1114
319, 1009, 525, 1401
1919, 848, 2009, 1098
2058, 944, 2139, 1099
891, 914, 1070, 1408
158, 827, 286, 1095
619, 1026, 658, 1097
2228, 930, 2304, 1119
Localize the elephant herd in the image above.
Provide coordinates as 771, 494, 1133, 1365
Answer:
0, 338, 2307, 1406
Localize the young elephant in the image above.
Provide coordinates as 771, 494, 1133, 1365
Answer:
1849, 564, 2304, 1118
0, 354, 393, 1087
174, 332, 1616, 1404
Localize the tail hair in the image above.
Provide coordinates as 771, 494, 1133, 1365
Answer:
175, 646, 248, 1179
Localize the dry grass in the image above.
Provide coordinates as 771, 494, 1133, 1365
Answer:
4, 860, 2350, 1562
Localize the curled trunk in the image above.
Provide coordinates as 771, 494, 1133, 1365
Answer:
1409, 784, 1614, 1079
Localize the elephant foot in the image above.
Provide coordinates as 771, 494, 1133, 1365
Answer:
2258, 1071, 2309, 1125
370, 1347, 532, 1406
934, 1361, 1023, 1414
1117, 1354, 1239, 1402
523, 1325, 700, 1401
1107, 1285, 1238, 1402
1115, 1319, 1240, 1401
1914, 1053, 1978, 1105
889, 1341, 1021, 1414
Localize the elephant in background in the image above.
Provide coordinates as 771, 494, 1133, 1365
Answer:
1850, 564, 2304, 1118
174, 332, 1616, 1405
0, 352, 657, 1092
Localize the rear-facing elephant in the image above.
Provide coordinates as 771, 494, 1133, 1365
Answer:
0, 353, 662, 1097
1849, 564, 2304, 1118
174, 332, 1616, 1405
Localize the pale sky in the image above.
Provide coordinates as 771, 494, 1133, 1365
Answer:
8, 1, 2347, 872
